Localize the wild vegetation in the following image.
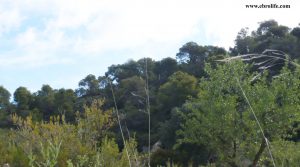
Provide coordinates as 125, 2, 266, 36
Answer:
1, 20, 300, 166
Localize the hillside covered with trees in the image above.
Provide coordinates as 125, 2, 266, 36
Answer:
1, 20, 300, 166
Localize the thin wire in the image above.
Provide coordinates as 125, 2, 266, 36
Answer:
108, 79, 132, 167
235, 77, 276, 167
145, 58, 151, 167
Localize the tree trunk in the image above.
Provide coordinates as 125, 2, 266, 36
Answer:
252, 138, 266, 167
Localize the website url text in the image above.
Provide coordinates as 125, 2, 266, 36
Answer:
245, 4, 290, 9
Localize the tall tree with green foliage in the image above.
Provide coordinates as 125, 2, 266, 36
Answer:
154, 57, 178, 85
0, 86, 11, 127
77, 74, 101, 97
54, 89, 76, 122
176, 42, 227, 77
0, 86, 10, 111
34, 85, 56, 120
158, 71, 198, 116
156, 71, 198, 154
14, 86, 32, 117
177, 61, 300, 166
105, 60, 141, 83
231, 20, 300, 60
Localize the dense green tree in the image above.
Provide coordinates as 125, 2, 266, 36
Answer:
105, 58, 157, 85
154, 57, 178, 85
0, 86, 10, 111
158, 71, 198, 117
75, 74, 103, 112
76, 74, 100, 97
136, 58, 157, 84
0, 86, 11, 127
54, 89, 76, 122
176, 42, 227, 77
177, 61, 300, 166
116, 76, 146, 109
291, 27, 300, 39
230, 27, 254, 55
35, 85, 56, 119
115, 76, 149, 146
105, 60, 141, 83
158, 108, 182, 149
13, 87, 32, 117
256, 20, 280, 36
231, 20, 300, 60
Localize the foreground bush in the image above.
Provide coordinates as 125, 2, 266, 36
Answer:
4, 100, 139, 167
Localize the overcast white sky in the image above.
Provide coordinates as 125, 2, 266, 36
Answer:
0, 0, 299, 94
